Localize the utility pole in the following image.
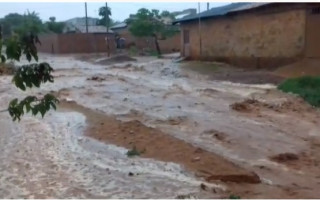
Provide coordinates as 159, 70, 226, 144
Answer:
105, 2, 110, 57
198, 2, 202, 57
207, 2, 210, 10
85, 2, 88, 33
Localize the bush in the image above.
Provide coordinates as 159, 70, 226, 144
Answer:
278, 76, 320, 107
126, 146, 141, 157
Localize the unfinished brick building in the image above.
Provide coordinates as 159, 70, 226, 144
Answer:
174, 3, 320, 68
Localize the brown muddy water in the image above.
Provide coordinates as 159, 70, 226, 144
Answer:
0, 53, 320, 198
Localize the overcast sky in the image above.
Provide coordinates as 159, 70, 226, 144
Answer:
0, 2, 229, 22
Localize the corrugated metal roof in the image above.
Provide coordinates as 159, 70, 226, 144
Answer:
173, 2, 272, 24
110, 22, 127, 30
77, 25, 114, 33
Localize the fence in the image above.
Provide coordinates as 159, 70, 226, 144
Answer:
37, 33, 116, 54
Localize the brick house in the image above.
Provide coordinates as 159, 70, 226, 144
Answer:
174, 3, 320, 68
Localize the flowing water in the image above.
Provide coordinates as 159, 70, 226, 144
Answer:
0, 54, 320, 198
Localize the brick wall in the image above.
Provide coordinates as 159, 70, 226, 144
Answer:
37, 33, 116, 54
180, 6, 307, 68
116, 29, 181, 53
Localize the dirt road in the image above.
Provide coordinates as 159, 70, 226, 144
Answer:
0, 54, 320, 198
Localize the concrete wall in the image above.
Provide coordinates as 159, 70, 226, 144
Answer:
181, 7, 307, 68
37, 33, 116, 54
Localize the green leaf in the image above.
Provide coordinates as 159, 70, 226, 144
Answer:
38, 104, 47, 118
25, 103, 31, 112
32, 108, 38, 116
14, 75, 26, 91
50, 102, 57, 110
1, 55, 5, 63
26, 52, 31, 62
9, 98, 18, 107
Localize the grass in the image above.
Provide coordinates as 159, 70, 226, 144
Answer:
278, 76, 320, 107
126, 146, 141, 157
229, 195, 241, 199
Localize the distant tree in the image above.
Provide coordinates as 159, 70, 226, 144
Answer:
45, 16, 65, 34
128, 8, 179, 55
0, 11, 46, 37
160, 10, 176, 20
97, 5, 112, 26
49, 16, 56, 22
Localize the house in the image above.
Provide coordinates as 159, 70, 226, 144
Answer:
174, 3, 320, 68
63, 17, 113, 34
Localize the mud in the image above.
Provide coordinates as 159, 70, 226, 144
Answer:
59, 100, 261, 184
1, 53, 320, 198
96, 55, 137, 65
274, 58, 320, 78
270, 153, 299, 163
180, 61, 284, 84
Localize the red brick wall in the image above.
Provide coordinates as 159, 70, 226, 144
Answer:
116, 29, 180, 53
37, 34, 59, 54
37, 33, 116, 54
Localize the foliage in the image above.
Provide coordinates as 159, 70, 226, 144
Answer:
0, 11, 47, 38
126, 146, 141, 157
278, 76, 320, 107
97, 5, 112, 26
128, 8, 179, 55
160, 10, 176, 20
229, 195, 241, 199
45, 16, 65, 34
0, 25, 58, 121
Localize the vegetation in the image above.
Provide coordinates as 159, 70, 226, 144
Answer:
0, 12, 65, 36
45, 17, 65, 34
278, 76, 320, 107
127, 8, 179, 55
97, 5, 120, 27
126, 146, 142, 157
0, 25, 58, 121
0, 11, 46, 37
229, 194, 241, 199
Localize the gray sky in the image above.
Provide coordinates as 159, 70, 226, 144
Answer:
0, 2, 228, 22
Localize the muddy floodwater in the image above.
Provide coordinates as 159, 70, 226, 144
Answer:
0, 54, 320, 198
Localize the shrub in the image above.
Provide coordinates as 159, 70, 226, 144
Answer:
126, 146, 141, 157
278, 76, 320, 107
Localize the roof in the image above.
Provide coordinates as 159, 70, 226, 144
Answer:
110, 22, 127, 30
63, 23, 113, 34
77, 25, 114, 33
173, 2, 272, 24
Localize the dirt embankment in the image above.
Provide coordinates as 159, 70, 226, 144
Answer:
273, 58, 320, 78
180, 61, 284, 84
59, 100, 260, 185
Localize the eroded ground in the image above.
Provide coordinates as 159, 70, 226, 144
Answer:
0, 53, 320, 198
